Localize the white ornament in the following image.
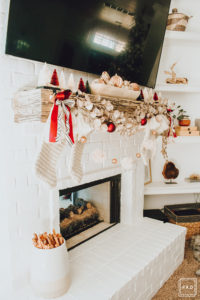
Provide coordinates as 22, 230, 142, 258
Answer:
94, 107, 102, 117
67, 73, 76, 92
93, 118, 101, 129
37, 62, 51, 87
77, 99, 84, 108
106, 101, 114, 111
126, 123, 133, 129
90, 111, 97, 118
100, 124, 107, 132
85, 101, 93, 111
113, 110, 120, 120
101, 99, 107, 105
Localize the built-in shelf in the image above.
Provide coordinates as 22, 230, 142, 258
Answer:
156, 136, 200, 144
172, 136, 200, 143
144, 181, 200, 195
156, 84, 200, 93
165, 30, 200, 42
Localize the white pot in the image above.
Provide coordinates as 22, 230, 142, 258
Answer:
30, 242, 70, 298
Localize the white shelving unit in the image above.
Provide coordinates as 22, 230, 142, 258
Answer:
156, 136, 200, 144
144, 181, 200, 195
156, 84, 200, 93
173, 136, 200, 143
165, 30, 200, 42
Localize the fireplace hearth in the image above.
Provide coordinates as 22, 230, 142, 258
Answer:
59, 175, 121, 249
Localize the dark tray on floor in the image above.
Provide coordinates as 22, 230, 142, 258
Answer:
164, 203, 200, 223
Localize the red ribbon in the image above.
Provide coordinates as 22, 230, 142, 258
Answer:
49, 90, 74, 144
168, 116, 177, 138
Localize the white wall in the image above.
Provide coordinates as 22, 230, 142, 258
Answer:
145, 0, 200, 209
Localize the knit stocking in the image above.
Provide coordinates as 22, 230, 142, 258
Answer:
69, 141, 85, 183
35, 141, 66, 187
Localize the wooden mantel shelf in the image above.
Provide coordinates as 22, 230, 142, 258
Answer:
144, 181, 200, 195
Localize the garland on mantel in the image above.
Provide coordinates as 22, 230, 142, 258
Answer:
13, 86, 172, 187
48, 89, 170, 165
70, 91, 169, 136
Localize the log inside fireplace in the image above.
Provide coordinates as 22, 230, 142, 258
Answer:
59, 175, 121, 250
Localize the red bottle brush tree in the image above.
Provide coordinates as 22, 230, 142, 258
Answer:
153, 92, 159, 101
50, 69, 59, 86
78, 78, 86, 92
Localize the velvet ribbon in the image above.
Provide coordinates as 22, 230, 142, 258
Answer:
49, 90, 75, 145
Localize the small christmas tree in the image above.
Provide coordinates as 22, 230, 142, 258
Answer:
85, 80, 91, 94
153, 92, 158, 101
136, 89, 144, 101
50, 69, 59, 86
78, 78, 86, 92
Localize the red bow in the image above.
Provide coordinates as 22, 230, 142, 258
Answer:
49, 90, 74, 145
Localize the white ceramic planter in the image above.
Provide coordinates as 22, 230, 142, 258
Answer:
30, 242, 70, 298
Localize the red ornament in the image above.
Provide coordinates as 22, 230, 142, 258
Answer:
153, 92, 158, 101
167, 108, 173, 113
50, 69, 59, 86
141, 118, 147, 126
107, 122, 116, 133
55, 89, 72, 100
78, 78, 86, 92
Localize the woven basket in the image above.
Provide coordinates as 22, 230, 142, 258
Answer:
13, 88, 53, 123
167, 8, 189, 31
169, 219, 200, 240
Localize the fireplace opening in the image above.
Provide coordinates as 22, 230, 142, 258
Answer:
59, 175, 121, 250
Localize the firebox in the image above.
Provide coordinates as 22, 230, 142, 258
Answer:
59, 175, 121, 250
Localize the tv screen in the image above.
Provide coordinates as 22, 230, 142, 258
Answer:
6, 0, 170, 88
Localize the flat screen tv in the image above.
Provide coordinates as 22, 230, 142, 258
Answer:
6, 0, 171, 88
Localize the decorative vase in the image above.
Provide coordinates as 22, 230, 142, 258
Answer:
179, 119, 191, 126
30, 242, 70, 298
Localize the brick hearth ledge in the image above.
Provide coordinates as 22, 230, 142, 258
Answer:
12, 218, 186, 300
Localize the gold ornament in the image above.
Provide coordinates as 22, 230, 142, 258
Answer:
152, 130, 157, 135
100, 71, 110, 83
123, 80, 130, 87
130, 82, 140, 91
109, 74, 123, 88
80, 136, 87, 143
136, 153, 141, 158
112, 158, 118, 164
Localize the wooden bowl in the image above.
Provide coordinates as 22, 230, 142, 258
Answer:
179, 119, 191, 126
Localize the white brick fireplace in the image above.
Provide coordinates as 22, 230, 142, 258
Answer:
2, 117, 186, 300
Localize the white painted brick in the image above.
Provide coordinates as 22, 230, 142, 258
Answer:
11, 71, 37, 89
0, 0, 8, 13
9, 57, 35, 75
